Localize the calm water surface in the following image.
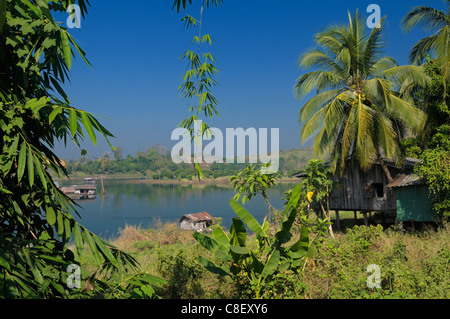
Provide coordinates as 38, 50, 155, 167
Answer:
60, 179, 297, 239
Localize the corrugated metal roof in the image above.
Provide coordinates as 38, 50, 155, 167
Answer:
292, 157, 421, 179
73, 185, 97, 190
387, 172, 425, 188
180, 212, 213, 222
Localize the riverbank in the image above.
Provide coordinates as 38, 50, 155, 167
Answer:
79, 221, 450, 299
125, 176, 299, 186
56, 174, 299, 186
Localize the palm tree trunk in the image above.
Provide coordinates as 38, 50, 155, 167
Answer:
375, 150, 393, 183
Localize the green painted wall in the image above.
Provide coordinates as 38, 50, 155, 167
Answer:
396, 185, 435, 222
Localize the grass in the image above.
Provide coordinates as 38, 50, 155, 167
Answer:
76, 216, 450, 299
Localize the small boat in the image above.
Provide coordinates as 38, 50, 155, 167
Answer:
61, 185, 96, 200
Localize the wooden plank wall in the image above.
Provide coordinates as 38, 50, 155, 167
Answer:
330, 164, 399, 212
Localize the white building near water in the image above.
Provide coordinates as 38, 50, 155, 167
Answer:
179, 212, 214, 231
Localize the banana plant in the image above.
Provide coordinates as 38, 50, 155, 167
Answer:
193, 183, 322, 298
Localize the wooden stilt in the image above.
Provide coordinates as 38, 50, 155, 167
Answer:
381, 212, 386, 226
363, 212, 368, 226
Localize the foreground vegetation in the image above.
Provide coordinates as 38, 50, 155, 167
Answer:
77, 221, 449, 299
1, 0, 448, 300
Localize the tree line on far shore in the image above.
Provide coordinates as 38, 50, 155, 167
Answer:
63, 146, 316, 179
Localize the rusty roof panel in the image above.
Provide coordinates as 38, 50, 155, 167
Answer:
387, 173, 425, 188
181, 212, 213, 222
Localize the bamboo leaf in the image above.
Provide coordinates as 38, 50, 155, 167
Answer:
33, 156, 47, 191
73, 224, 84, 259
69, 108, 78, 137
48, 106, 63, 124
64, 217, 72, 242
80, 112, 97, 145
56, 211, 64, 238
25, 254, 44, 285
17, 142, 27, 182
45, 206, 56, 226
93, 236, 119, 269
81, 228, 102, 266
0, 187, 13, 194
60, 30, 72, 70
27, 147, 34, 187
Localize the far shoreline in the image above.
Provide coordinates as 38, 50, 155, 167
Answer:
55, 174, 299, 187
125, 176, 300, 186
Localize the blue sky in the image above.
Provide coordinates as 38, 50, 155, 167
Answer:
55, 0, 445, 159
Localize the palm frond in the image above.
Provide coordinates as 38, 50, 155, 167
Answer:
363, 78, 393, 110
387, 94, 426, 134
294, 71, 344, 99
299, 89, 342, 123
300, 106, 328, 144
381, 65, 430, 88
298, 50, 345, 75
362, 17, 387, 76
402, 6, 448, 33
369, 57, 398, 76
355, 99, 376, 170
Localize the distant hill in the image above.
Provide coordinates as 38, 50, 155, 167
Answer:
278, 147, 317, 175
62, 146, 318, 179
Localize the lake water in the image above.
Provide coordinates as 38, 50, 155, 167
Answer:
60, 179, 297, 239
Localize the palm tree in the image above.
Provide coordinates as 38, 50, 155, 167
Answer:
401, 0, 450, 92
295, 10, 429, 182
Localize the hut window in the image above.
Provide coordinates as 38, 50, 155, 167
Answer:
373, 183, 384, 197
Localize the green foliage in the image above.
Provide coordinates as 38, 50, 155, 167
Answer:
157, 251, 205, 299
401, 1, 450, 90
402, 57, 450, 221
176, 1, 221, 179
193, 183, 328, 298
65, 147, 317, 179
230, 163, 279, 205
346, 225, 383, 253
171, 0, 223, 13
302, 225, 450, 299
0, 0, 165, 299
229, 163, 280, 222
295, 10, 428, 174
64, 146, 252, 179
296, 159, 332, 205
415, 147, 450, 219
407, 58, 450, 220
283, 159, 334, 236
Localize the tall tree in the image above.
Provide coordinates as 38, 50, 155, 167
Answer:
0, 0, 163, 298
401, 0, 450, 94
112, 146, 123, 161
295, 10, 429, 182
